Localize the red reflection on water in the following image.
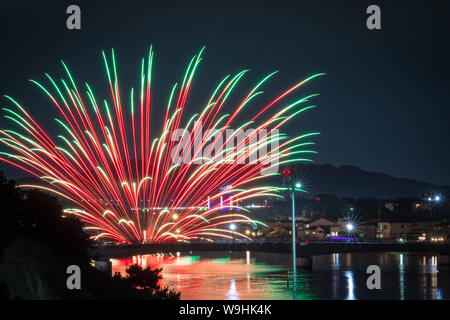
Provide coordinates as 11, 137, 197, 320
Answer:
111, 252, 291, 300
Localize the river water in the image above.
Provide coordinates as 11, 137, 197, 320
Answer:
110, 251, 449, 300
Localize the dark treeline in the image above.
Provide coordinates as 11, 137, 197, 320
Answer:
0, 171, 179, 300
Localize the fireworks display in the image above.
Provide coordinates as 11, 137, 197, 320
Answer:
0, 46, 323, 244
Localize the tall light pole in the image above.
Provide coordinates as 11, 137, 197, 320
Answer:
282, 169, 300, 300
291, 186, 297, 300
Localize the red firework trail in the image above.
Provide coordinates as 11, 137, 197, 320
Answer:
0, 46, 323, 244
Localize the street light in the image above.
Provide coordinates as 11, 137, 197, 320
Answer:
282, 168, 299, 300
290, 184, 297, 300
346, 223, 354, 231
431, 194, 442, 219
229, 223, 236, 245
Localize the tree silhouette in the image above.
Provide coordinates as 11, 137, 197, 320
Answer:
0, 171, 179, 299
123, 264, 180, 299
125, 264, 162, 290
0, 172, 22, 258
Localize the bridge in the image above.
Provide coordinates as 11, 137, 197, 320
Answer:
92, 241, 450, 260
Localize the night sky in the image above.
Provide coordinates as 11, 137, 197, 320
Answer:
1, 0, 449, 185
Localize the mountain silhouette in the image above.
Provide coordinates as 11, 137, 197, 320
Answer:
293, 163, 445, 199
13, 163, 447, 200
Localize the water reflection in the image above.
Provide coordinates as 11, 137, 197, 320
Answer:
429, 256, 438, 300
344, 271, 355, 300
331, 253, 340, 299
227, 280, 239, 300
331, 272, 339, 299
426, 256, 438, 274
109, 252, 448, 300
345, 253, 352, 267
331, 253, 340, 269
399, 253, 405, 300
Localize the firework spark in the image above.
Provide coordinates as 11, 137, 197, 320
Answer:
0, 46, 323, 244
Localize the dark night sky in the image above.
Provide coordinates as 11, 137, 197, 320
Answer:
0, 0, 449, 185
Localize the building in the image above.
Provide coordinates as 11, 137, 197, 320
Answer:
309, 218, 335, 228
357, 222, 378, 239
330, 225, 342, 237
297, 218, 335, 240
298, 225, 329, 240
264, 220, 291, 238
376, 219, 438, 240
327, 221, 377, 240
